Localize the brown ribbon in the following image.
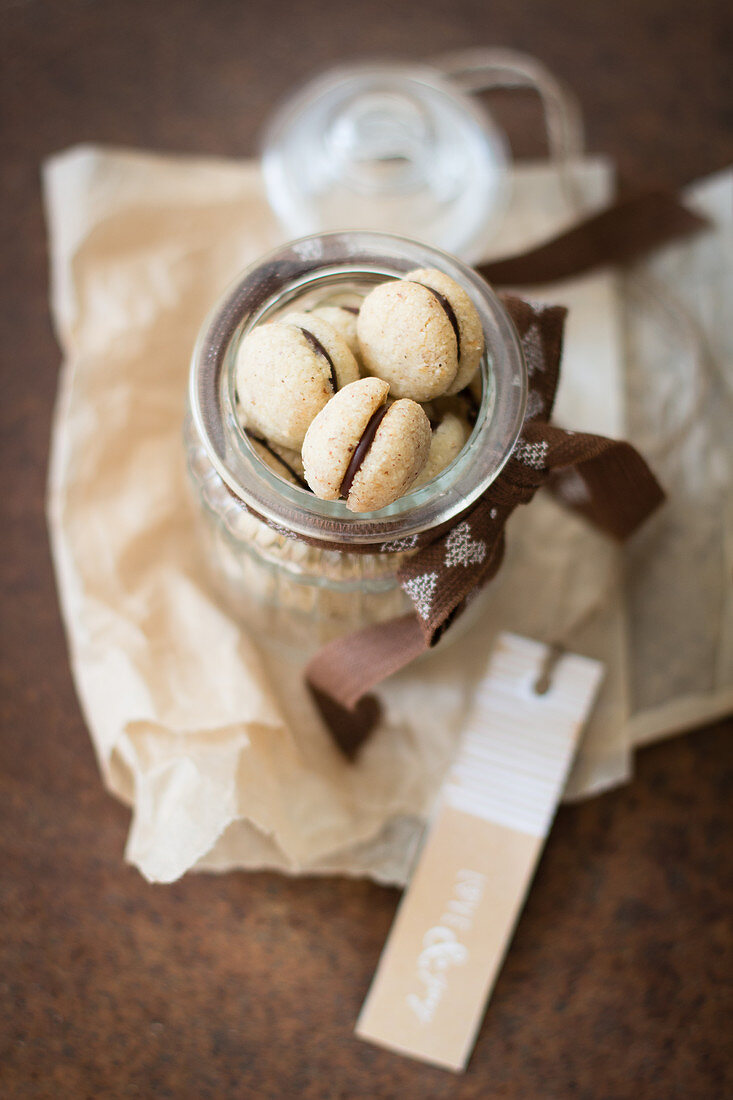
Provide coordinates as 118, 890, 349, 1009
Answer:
477, 187, 708, 286
306, 295, 665, 723
301, 189, 708, 752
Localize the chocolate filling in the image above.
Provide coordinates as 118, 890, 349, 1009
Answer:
339, 403, 389, 499
247, 432, 310, 491
340, 305, 360, 315
298, 327, 339, 392
409, 282, 461, 361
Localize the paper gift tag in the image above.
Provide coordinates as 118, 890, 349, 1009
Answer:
356, 632, 604, 1072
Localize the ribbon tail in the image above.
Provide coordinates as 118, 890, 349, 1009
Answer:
306, 611, 426, 709
522, 422, 666, 540
552, 441, 665, 539
478, 189, 709, 287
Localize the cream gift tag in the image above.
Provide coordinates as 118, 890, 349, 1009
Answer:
356, 632, 604, 1072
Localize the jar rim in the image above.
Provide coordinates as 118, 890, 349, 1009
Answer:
189, 231, 526, 547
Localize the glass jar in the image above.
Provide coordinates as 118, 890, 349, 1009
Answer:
185, 232, 526, 652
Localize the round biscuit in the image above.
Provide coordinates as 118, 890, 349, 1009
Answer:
348, 399, 431, 513
406, 268, 484, 394
282, 311, 360, 389
309, 305, 361, 359
235, 316, 358, 449
412, 411, 471, 490
357, 280, 458, 402
302, 377, 389, 500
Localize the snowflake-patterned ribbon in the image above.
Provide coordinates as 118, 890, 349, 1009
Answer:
306, 296, 665, 723
303, 188, 710, 752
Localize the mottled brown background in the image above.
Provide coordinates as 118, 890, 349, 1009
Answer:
1, 1, 732, 1097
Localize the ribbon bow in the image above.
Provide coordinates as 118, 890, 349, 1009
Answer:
305, 293, 665, 746
304, 189, 710, 750
221, 187, 703, 753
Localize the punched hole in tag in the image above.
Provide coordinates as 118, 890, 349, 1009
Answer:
533, 641, 566, 695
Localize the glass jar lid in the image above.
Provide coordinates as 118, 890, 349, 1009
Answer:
261, 63, 510, 261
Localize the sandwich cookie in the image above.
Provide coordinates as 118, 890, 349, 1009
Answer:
302, 378, 430, 513
412, 410, 472, 489
236, 312, 360, 449
357, 267, 485, 402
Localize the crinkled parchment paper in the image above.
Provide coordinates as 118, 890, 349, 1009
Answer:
44, 147, 731, 883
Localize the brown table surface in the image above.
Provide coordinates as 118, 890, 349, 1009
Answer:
2, 2, 732, 1097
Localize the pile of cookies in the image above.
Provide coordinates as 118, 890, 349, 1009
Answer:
235, 268, 485, 513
